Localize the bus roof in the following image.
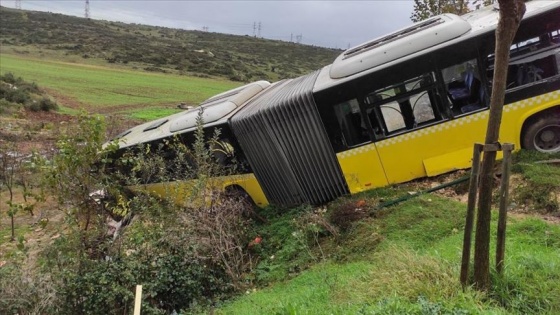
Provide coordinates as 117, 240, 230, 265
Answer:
329, 13, 471, 79
109, 80, 271, 149
313, 0, 560, 92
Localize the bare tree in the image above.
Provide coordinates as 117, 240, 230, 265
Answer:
473, 0, 525, 290
0, 142, 18, 241
0, 142, 41, 241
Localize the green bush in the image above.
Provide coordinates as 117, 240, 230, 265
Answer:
33, 114, 256, 314
6, 87, 30, 104
39, 97, 58, 111
44, 229, 231, 315
0, 72, 57, 113
0, 98, 21, 115
1, 72, 18, 84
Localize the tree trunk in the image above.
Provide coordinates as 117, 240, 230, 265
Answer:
473, 0, 525, 290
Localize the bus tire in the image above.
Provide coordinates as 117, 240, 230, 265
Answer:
521, 114, 560, 153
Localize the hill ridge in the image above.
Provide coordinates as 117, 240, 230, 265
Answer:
0, 5, 341, 82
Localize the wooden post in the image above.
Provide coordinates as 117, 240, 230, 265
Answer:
496, 143, 513, 273
134, 285, 143, 315
460, 143, 483, 287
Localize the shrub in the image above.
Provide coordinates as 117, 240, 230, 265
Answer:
0, 262, 58, 315
35, 112, 257, 314
25, 99, 41, 111
43, 220, 232, 315
0, 72, 56, 113
0, 98, 21, 115
6, 88, 30, 104
1, 72, 18, 84
39, 97, 58, 111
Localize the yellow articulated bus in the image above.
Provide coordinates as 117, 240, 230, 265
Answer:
108, 1, 560, 208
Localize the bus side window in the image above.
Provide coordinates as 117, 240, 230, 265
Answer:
411, 90, 437, 125
333, 99, 370, 147
442, 59, 487, 115
363, 72, 442, 136
487, 27, 560, 91
380, 101, 407, 133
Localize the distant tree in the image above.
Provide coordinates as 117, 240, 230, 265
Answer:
411, 0, 494, 22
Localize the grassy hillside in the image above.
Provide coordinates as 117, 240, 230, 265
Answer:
0, 6, 340, 82
0, 54, 239, 119
216, 174, 560, 314
217, 203, 560, 314
2, 162, 559, 314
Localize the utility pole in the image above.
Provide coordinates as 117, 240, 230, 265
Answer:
296, 34, 302, 44
85, 0, 90, 19
15, 0, 22, 9
257, 22, 262, 38
253, 22, 257, 37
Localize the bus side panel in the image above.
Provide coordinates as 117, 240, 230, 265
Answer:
336, 143, 388, 194
375, 113, 490, 184
130, 173, 269, 207
376, 89, 560, 185
423, 147, 474, 177
504, 90, 560, 146
131, 181, 197, 206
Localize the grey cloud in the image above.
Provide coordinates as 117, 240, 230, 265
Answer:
14, 0, 414, 48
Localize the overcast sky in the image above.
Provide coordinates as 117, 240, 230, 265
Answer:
3, 0, 416, 49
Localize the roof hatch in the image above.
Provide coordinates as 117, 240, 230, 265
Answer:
329, 14, 471, 79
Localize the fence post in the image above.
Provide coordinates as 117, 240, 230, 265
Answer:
460, 143, 484, 287
134, 285, 143, 315
496, 143, 513, 273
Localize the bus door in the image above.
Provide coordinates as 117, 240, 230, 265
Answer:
364, 69, 486, 184
328, 98, 389, 194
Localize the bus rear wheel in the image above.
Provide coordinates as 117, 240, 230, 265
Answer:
522, 115, 560, 153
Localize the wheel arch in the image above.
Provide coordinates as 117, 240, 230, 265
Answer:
224, 184, 256, 206
224, 184, 247, 195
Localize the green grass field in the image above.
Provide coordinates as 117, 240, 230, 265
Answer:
217, 195, 560, 314
0, 54, 240, 117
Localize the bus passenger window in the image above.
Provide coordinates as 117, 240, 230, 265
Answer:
380, 102, 406, 133
411, 91, 436, 124
363, 72, 442, 136
443, 60, 486, 115
487, 27, 560, 92
333, 99, 370, 147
